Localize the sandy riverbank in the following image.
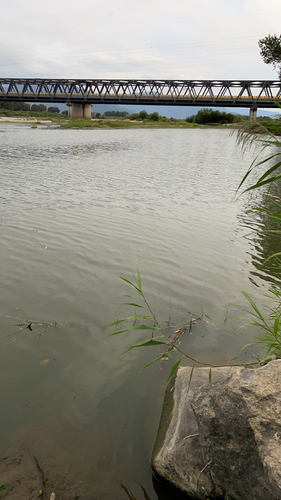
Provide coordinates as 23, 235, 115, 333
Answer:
0, 117, 53, 124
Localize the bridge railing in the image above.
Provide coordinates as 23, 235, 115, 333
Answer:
1, 79, 281, 108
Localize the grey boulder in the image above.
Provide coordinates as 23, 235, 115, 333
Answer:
152, 360, 281, 500
192, 359, 281, 500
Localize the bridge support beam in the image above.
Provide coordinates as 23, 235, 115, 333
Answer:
249, 105, 257, 121
67, 103, 92, 120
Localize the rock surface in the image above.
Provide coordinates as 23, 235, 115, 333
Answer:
151, 365, 243, 498
192, 359, 281, 500
152, 360, 281, 499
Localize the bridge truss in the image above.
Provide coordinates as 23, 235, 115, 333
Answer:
0, 78, 281, 108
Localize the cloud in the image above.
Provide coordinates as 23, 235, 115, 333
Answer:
1, 0, 281, 79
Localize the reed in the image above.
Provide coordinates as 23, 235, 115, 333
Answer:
236, 102, 281, 360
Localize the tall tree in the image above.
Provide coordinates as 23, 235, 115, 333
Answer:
258, 35, 281, 79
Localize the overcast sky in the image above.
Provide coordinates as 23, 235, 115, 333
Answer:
1, 0, 281, 80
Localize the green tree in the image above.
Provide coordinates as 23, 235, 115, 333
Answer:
37, 104, 47, 112
192, 108, 236, 124
258, 35, 281, 79
138, 110, 148, 120
0, 101, 30, 111
148, 112, 159, 121
31, 104, 47, 112
48, 106, 60, 113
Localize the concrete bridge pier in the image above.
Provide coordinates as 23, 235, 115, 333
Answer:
67, 103, 92, 120
249, 105, 257, 121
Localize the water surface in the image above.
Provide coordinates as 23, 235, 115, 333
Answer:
0, 125, 275, 499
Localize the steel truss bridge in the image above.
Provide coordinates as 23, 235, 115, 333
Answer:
0, 78, 281, 109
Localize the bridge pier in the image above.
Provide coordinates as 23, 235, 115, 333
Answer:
67, 103, 92, 120
249, 105, 257, 121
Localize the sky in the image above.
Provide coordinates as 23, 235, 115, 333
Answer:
1, 0, 281, 81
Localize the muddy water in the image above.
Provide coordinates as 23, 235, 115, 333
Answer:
0, 125, 275, 499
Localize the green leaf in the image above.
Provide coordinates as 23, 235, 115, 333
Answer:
119, 276, 141, 293
273, 317, 279, 336
242, 291, 267, 324
238, 153, 280, 192
122, 303, 144, 308
137, 268, 142, 292
140, 351, 176, 371
209, 368, 212, 384
230, 343, 254, 365
0, 484, 8, 491
243, 173, 281, 192
260, 252, 281, 267
257, 160, 281, 183
164, 355, 184, 390
122, 337, 168, 354
108, 315, 151, 327
273, 99, 281, 109
108, 324, 160, 336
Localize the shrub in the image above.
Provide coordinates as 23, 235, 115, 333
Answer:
148, 112, 159, 121
138, 110, 148, 120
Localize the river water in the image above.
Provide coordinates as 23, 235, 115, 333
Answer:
0, 125, 276, 499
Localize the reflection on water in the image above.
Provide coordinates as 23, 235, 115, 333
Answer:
238, 175, 281, 285
0, 125, 276, 498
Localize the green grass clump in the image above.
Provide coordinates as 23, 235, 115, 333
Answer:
60, 117, 202, 129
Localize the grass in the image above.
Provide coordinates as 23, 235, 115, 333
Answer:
234, 109, 281, 361
61, 118, 207, 129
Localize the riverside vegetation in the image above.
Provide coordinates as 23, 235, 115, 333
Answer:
2, 101, 281, 132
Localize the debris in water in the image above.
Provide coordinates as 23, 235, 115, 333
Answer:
40, 359, 50, 366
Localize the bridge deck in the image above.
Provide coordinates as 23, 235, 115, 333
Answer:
1, 79, 281, 108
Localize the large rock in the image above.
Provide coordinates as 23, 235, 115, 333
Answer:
152, 365, 243, 498
192, 359, 281, 500
152, 360, 281, 500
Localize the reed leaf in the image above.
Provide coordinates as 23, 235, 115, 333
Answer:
108, 315, 151, 327
108, 325, 160, 336
140, 351, 176, 371
137, 268, 142, 292
122, 337, 168, 354
119, 276, 141, 293
122, 303, 144, 308
164, 355, 184, 389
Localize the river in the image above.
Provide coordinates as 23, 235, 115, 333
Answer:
0, 125, 275, 499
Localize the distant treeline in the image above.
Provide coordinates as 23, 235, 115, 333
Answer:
94, 108, 247, 123
186, 108, 246, 124
94, 110, 165, 121
0, 101, 61, 113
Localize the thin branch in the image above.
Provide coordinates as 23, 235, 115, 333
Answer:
197, 460, 212, 488
183, 433, 199, 440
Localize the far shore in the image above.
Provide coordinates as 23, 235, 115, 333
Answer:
1, 114, 280, 135
0, 116, 53, 124
0, 115, 234, 130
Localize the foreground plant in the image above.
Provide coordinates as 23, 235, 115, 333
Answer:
108, 270, 256, 385
236, 108, 281, 360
